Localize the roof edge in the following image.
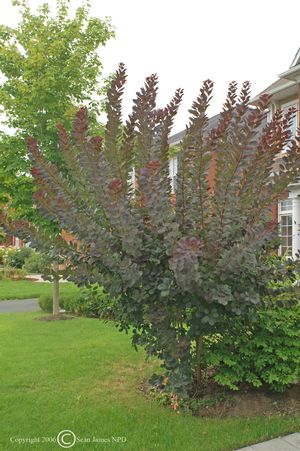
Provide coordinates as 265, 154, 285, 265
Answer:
251, 79, 296, 104
290, 48, 300, 68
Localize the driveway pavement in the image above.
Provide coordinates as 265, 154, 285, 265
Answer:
237, 433, 300, 450
0, 299, 40, 313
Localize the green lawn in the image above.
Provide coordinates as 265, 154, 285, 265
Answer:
0, 280, 79, 300
0, 312, 299, 450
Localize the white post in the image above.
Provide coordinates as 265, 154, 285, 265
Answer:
292, 196, 300, 259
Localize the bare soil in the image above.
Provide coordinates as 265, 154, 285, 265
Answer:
198, 384, 300, 418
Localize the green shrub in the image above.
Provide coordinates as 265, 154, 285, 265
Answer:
63, 285, 115, 319
6, 247, 33, 269
40, 284, 114, 318
0, 247, 16, 266
0, 228, 6, 244
0, 248, 7, 265
23, 251, 51, 274
38, 294, 53, 312
38, 291, 81, 313
203, 303, 300, 392
0, 267, 27, 280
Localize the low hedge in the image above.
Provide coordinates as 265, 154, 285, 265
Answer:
38, 285, 115, 318
0, 267, 27, 280
23, 251, 51, 274
203, 302, 300, 392
38, 292, 80, 313
5, 247, 33, 269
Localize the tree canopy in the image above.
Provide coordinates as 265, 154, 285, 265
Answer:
0, 0, 114, 220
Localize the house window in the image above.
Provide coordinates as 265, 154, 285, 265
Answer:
279, 200, 293, 256
169, 157, 178, 193
280, 199, 292, 212
128, 167, 135, 192
128, 160, 178, 194
281, 101, 298, 141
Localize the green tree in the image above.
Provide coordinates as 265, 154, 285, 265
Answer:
2, 65, 300, 395
0, 0, 114, 313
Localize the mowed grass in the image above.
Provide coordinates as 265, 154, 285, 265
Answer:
0, 280, 79, 300
0, 313, 299, 451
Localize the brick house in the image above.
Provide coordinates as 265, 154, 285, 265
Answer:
0, 226, 24, 248
3, 235, 23, 248
169, 48, 300, 258
251, 48, 300, 258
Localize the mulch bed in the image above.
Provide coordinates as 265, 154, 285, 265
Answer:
33, 314, 76, 322
197, 384, 300, 418
140, 380, 300, 418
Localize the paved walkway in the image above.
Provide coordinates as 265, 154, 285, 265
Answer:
237, 433, 300, 450
0, 299, 40, 313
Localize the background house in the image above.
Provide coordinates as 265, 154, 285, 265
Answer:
169, 47, 300, 258
0, 226, 24, 248
168, 113, 222, 193
251, 47, 300, 258
3, 235, 22, 248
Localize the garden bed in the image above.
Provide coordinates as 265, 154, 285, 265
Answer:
141, 381, 300, 418
207, 384, 300, 418
33, 314, 76, 321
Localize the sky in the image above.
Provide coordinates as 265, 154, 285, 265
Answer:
1, 0, 300, 134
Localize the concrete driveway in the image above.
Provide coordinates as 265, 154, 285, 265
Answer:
0, 299, 40, 313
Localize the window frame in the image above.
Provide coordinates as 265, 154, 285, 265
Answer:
278, 199, 293, 257
281, 99, 298, 144
169, 156, 178, 193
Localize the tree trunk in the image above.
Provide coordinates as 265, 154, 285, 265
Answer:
52, 261, 60, 316
195, 335, 203, 398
